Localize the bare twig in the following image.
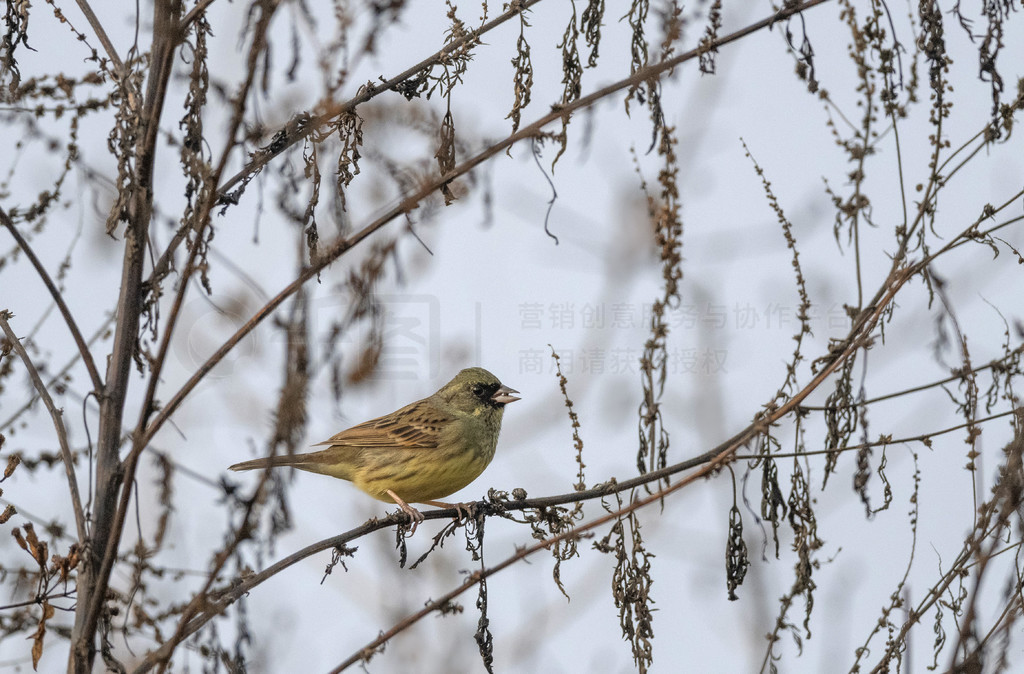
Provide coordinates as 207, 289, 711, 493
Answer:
213, 0, 549, 199
0, 208, 103, 393
0, 311, 88, 543
0, 317, 114, 431
797, 347, 1024, 411
73, 0, 125, 74
736, 408, 1020, 460
180, 0, 218, 31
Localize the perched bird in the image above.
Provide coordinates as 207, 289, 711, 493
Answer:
229, 367, 519, 531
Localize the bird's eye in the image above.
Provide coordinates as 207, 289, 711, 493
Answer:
471, 384, 484, 397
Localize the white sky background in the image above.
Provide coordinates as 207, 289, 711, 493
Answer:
2, 0, 1024, 672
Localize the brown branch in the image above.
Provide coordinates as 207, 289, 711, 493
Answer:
70, 0, 186, 669
214, 0, 549, 199
0, 311, 88, 543
328, 454, 737, 673
0, 317, 114, 431
0, 590, 77, 612
148, 0, 550, 284
181, 0, 218, 31
130, 427, 754, 674
736, 408, 1020, 460
0, 208, 103, 393
73, 0, 125, 75
797, 346, 1024, 411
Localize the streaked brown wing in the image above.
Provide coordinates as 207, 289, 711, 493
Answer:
312, 399, 453, 449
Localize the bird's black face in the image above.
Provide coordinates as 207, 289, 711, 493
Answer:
471, 381, 502, 407
473, 380, 521, 408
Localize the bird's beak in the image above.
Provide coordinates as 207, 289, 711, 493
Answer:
491, 385, 521, 405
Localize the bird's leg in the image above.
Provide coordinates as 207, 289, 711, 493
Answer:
386, 489, 425, 535
422, 499, 475, 522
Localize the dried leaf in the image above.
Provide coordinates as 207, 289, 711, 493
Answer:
3, 453, 21, 480
23, 522, 47, 567
31, 601, 55, 670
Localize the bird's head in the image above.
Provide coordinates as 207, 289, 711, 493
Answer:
442, 367, 520, 415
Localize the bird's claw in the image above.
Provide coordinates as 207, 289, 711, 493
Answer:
396, 503, 424, 536
387, 489, 425, 536
451, 501, 476, 522
422, 499, 476, 523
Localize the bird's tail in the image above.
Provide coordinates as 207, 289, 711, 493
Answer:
229, 455, 307, 472
228, 448, 354, 481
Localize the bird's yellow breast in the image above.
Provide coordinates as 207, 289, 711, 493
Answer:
353, 443, 494, 503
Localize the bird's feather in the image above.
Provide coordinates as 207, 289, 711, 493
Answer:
311, 399, 453, 450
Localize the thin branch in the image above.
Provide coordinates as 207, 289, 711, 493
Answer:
213, 0, 549, 200
148, 0, 551, 283
736, 407, 1020, 460
0, 311, 88, 543
73, 0, 125, 74
181, 0, 218, 31
0, 208, 104, 393
0, 316, 113, 431
0, 590, 77, 612
137, 0, 278, 436
798, 347, 1024, 411
328, 456, 733, 673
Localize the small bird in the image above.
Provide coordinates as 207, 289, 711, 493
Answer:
229, 367, 519, 531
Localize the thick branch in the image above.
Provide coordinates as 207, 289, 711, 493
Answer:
69, 0, 185, 669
